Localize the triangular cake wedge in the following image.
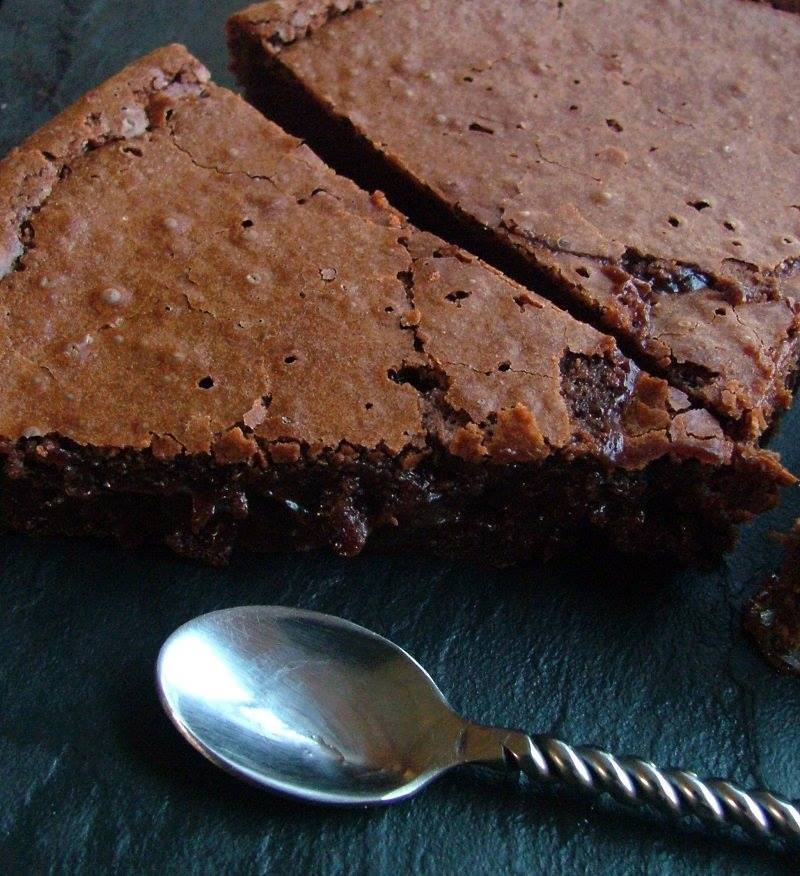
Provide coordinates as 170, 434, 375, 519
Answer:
228, 0, 800, 440
0, 46, 791, 564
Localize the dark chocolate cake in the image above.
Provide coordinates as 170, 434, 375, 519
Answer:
0, 45, 790, 564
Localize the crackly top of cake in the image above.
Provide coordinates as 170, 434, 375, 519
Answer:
230, 0, 800, 434
0, 44, 779, 474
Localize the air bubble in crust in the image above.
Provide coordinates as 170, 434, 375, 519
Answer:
102, 287, 124, 305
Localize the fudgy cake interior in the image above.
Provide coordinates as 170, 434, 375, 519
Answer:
0, 45, 792, 565
228, 0, 800, 440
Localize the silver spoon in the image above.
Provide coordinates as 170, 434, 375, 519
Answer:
156, 605, 800, 844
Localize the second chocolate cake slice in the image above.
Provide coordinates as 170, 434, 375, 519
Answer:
0, 45, 791, 564
228, 0, 800, 440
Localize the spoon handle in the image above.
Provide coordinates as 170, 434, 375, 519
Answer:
500, 731, 800, 843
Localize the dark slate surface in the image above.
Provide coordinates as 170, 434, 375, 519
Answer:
1, 2, 800, 873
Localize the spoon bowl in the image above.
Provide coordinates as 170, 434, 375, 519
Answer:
157, 606, 470, 804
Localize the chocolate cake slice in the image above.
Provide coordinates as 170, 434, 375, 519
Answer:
228, 0, 800, 440
0, 45, 791, 565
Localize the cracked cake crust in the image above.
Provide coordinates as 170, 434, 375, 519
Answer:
228, 0, 800, 440
0, 45, 793, 564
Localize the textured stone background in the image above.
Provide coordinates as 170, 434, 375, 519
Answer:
1, 2, 800, 873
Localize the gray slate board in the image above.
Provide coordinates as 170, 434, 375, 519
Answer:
1, 2, 799, 873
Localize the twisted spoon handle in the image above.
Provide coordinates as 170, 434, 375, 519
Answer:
500, 731, 800, 843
